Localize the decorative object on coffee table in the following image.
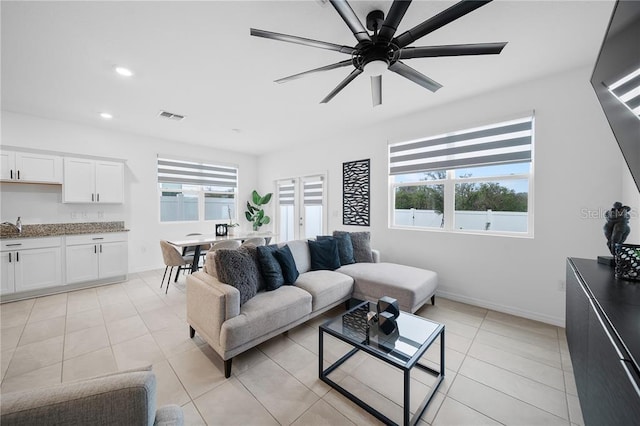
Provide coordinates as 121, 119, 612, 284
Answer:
377, 296, 400, 319
614, 244, 640, 282
343, 159, 370, 226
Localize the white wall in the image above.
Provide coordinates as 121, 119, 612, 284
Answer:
258, 65, 639, 326
1, 111, 259, 272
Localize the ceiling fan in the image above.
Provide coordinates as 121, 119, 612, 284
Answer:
250, 0, 507, 106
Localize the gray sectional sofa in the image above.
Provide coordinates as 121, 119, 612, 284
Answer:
186, 238, 437, 378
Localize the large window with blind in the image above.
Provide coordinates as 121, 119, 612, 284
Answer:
157, 156, 238, 223
389, 116, 534, 235
276, 174, 326, 241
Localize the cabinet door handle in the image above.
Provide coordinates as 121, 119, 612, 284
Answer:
6, 243, 22, 247
94, 245, 97, 254
17, 170, 20, 180
92, 193, 95, 202
92, 237, 104, 240
8, 253, 11, 263
100, 244, 102, 253
10, 170, 13, 179
97, 193, 100, 202
16, 252, 19, 262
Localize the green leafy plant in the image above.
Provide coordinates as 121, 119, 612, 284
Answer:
245, 190, 272, 231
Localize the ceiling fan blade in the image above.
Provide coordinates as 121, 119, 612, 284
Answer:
275, 60, 354, 84
329, 0, 371, 43
250, 28, 355, 55
394, 0, 493, 48
371, 75, 382, 106
399, 42, 507, 59
320, 68, 363, 104
378, 0, 413, 43
389, 61, 442, 92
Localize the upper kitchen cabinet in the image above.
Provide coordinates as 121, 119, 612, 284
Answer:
0, 150, 63, 183
63, 157, 124, 203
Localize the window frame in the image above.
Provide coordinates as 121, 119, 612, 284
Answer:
157, 156, 238, 224
389, 117, 535, 237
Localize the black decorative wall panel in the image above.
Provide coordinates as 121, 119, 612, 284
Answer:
343, 159, 370, 226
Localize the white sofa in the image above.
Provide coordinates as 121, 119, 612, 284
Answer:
186, 239, 437, 377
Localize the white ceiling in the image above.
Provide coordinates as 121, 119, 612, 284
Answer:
1, 0, 615, 155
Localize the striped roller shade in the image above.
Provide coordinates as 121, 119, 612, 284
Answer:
278, 181, 295, 206
304, 178, 323, 206
157, 157, 237, 187
389, 116, 534, 175
608, 68, 640, 118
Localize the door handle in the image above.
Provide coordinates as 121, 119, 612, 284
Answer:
17, 170, 20, 180
97, 193, 100, 202
92, 193, 94, 202
10, 170, 13, 179
8, 252, 11, 263
16, 252, 19, 262
100, 244, 102, 253
94, 245, 97, 254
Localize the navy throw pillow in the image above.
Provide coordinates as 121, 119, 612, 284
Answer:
256, 245, 284, 291
273, 245, 299, 285
318, 234, 355, 265
308, 238, 341, 271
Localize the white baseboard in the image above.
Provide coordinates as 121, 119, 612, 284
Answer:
436, 288, 565, 328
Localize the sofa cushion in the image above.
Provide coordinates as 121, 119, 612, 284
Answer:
220, 286, 312, 351
294, 270, 354, 312
338, 262, 437, 313
239, 244, 266, 292
215, 249, 259, 305
285, 240, 311, 274
334, 231, 373, 263
273, 245, 299, 285
308, 238, 341, 271
257, 245, 284, 291
318, 234, 355, 266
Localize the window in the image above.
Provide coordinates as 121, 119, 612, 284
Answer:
389, 116, 534, 235
157, 157, 238, 223
276, 174, 327, 241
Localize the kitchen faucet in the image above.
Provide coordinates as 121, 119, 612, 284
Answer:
1, 217, 22, 234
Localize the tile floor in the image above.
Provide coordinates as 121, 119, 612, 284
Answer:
0, 269, 584, 425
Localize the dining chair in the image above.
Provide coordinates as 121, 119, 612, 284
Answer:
241, 237, 266, 247
211, 240, 242, 251
160, 240, 194, 294
183, 233, 210, 271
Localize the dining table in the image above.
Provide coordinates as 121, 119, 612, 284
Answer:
166, 233, 275, 273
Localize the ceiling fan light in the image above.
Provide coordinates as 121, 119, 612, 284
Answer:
363, 60, 388, 77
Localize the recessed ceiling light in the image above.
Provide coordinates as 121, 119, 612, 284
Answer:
100, 112, 113, 120
115, 66, 133, 77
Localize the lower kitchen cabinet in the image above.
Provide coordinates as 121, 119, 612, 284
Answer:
65, 233, 128, 284
0, 237, 63, 295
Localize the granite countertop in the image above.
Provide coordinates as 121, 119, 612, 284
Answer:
0, 221, 129, 239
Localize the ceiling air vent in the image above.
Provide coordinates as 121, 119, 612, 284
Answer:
158, 110, 186, 121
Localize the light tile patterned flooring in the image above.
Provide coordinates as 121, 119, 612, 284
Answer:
0, 269, 584, 425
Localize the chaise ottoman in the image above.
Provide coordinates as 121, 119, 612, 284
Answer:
337, 262, 438, 313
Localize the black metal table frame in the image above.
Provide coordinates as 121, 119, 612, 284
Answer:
319, 304, 445, 426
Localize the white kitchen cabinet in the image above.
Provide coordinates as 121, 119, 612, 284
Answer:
0, 237, 63, 295
0, 150, 63, 183
65, 233, 128, 284
63, 158, 124, 203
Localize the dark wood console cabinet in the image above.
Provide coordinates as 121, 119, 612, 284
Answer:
566, 258, 640, 425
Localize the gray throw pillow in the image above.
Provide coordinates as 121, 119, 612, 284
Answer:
215, 249, 259, 305
238, 244, 266, 292
334, 231, 373, 263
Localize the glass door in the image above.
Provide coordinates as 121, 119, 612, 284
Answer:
276, 174, 326, 241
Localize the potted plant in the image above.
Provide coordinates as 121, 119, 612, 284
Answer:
245, 190, 272, 232
227, 206, 240, 236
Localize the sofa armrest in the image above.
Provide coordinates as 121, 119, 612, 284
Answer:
187, 271, 240, 352
372, 249, 381, 263
0, 371, 174, 426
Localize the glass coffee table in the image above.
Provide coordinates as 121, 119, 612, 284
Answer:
319, 301, 444, 426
